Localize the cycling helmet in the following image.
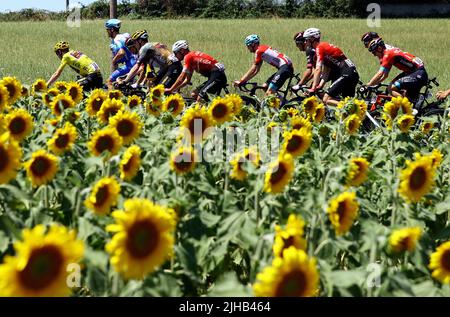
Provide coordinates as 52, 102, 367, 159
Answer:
131, 30, 149, 41
105, 19, 121, 30
368, 38, 385, 53
303, 28, 321, 40
294, 32, 305, 43
244, 34, 260, 46
172, 40, 189, 53
125, 37, 135, 48
54, 41, 69, 52
361, 31, 379, 47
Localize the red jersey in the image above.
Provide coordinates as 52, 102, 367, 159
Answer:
254, 44, 292, 69
380, 47, 424, 74
315, 42, 347, 70
183, 51, 221, 75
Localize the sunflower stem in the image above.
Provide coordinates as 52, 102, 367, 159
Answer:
86, 116, 91, 140
112, 272, 120, 296
254, 188, 260, 224
43, 185, 49, 209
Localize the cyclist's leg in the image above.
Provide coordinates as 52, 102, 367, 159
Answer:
197, 70, 227, 102
266, 64, 293, 96
160, 61, 182, 88
324, 67, 358, 107
392, 68, 428, 102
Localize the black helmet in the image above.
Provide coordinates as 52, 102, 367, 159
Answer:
361, 32, 380, 48
294, 32, 305, 44
368, 38, 385, 53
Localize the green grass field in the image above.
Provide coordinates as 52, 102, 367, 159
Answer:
1, 19, 449, 91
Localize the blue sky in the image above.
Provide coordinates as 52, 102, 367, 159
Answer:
0, 1, 127, 13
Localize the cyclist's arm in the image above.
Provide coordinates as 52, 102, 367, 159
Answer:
122, 63, 144, 84
239, 63, 261, 84
47, 64, 65, 87
166, 70, 192, 93
436, 89, 450, 100
367, 68, 389, 86
310, 63, 323, 91
111, 48, 126, 69
298, 68, 313, 86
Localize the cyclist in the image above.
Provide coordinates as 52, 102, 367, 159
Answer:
365, 37, 428, 101
47, 41, 103, 91
118, 30, 182, 89
436, 89, 450, 100
361, 31, 394, 50
107, 37, 138, 90
234, 34, 294, 96
304, 28, 360, 107
105, 19, 130, 72
165, 40, 227, 102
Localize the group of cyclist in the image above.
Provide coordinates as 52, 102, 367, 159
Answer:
46, 19, 450, 106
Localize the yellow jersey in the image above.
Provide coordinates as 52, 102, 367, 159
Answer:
58, 50, 100, 76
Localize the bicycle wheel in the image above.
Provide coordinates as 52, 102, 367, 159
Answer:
240, 95, 261, 111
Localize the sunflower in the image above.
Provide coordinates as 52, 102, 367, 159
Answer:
291, 115, 312, 132
150, 84, 165, 102
337, 97, 366, 120
85, 177, 120, 215
0, 224, 84, 297
97, 98, 125, 124
397, 114, 415, 133
282, 128, 312, 158
86, 89, 108, 117
108, 90, 123, 100
253, 247, 319, 297
0, 133, 22, 184
0, 84, 9, 111
398, 156, 435, 203
312, 103, 325, 123
21, 86, 29, 97
87, 127, 123, 157
429, 241, 450, 284
24, 150, 58, 187
421, 121, 434, 135
4, 109, 34, 142
105, 198, 176, 280
286, 107, 300, 118
31, 79, 48, 95
264, 153, 295, 194
145, 99, 162, 116
345, 114, 361, 135
223, 94, 243, 115
127, 95, 142, 109
208, 97, 233, 125
346, 157, 370, 187
162, 94, 185, 117
429, 149, 443, 169
302, 96, 318, 117
65, 110, 81, 124
383, 96, 413, 130
273, 214, 307, 258
179, 104, 213, 143
327, 191, 359, 236
54, 81, 68, 93
42, 88, 61, 106
65, 82, 83, 104
47, 122, 77, 155
50, 94, 75, 117
388, 227, 422, 254
108, 111, 143, 145
0, 77, 22, 105
169, 146, 197, 174
119, 145, 142, 181
267, 96, 281, 109
230, 148, 260, 181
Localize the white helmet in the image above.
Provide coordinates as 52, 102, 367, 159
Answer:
303, 28, 321, 40
172, 40, 189, 53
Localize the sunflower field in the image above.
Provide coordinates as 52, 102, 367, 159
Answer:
0, 76, 449, 297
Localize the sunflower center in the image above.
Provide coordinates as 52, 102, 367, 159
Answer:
69, 88, 78, 101
348, 119, 357, 131
168, 100, 179, 112
275, 269, 307, 297
94, 135, 114, 153
126, 220, 159, 258
337, 201, 347, 222
129, 99, 139, 108
174, 152, 194, 172
409, 167, 426, 190
55, 133, 70, 149
18, 245, 63, 291
5, 84, 17, 100
188, 117, 207, 136
441, 250, 450, 271
104, 107, 119, 120
9, 118, 26, 135
30, 157, 50, 177
123, 156, 135, 172
93, 98, 104, 111
286, 135, 303, 152
117, 120, 134, 137
0, 146, 9, 172
212, 103, 228, 119
270, 163, 287, 185
94, 185, 109, 207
